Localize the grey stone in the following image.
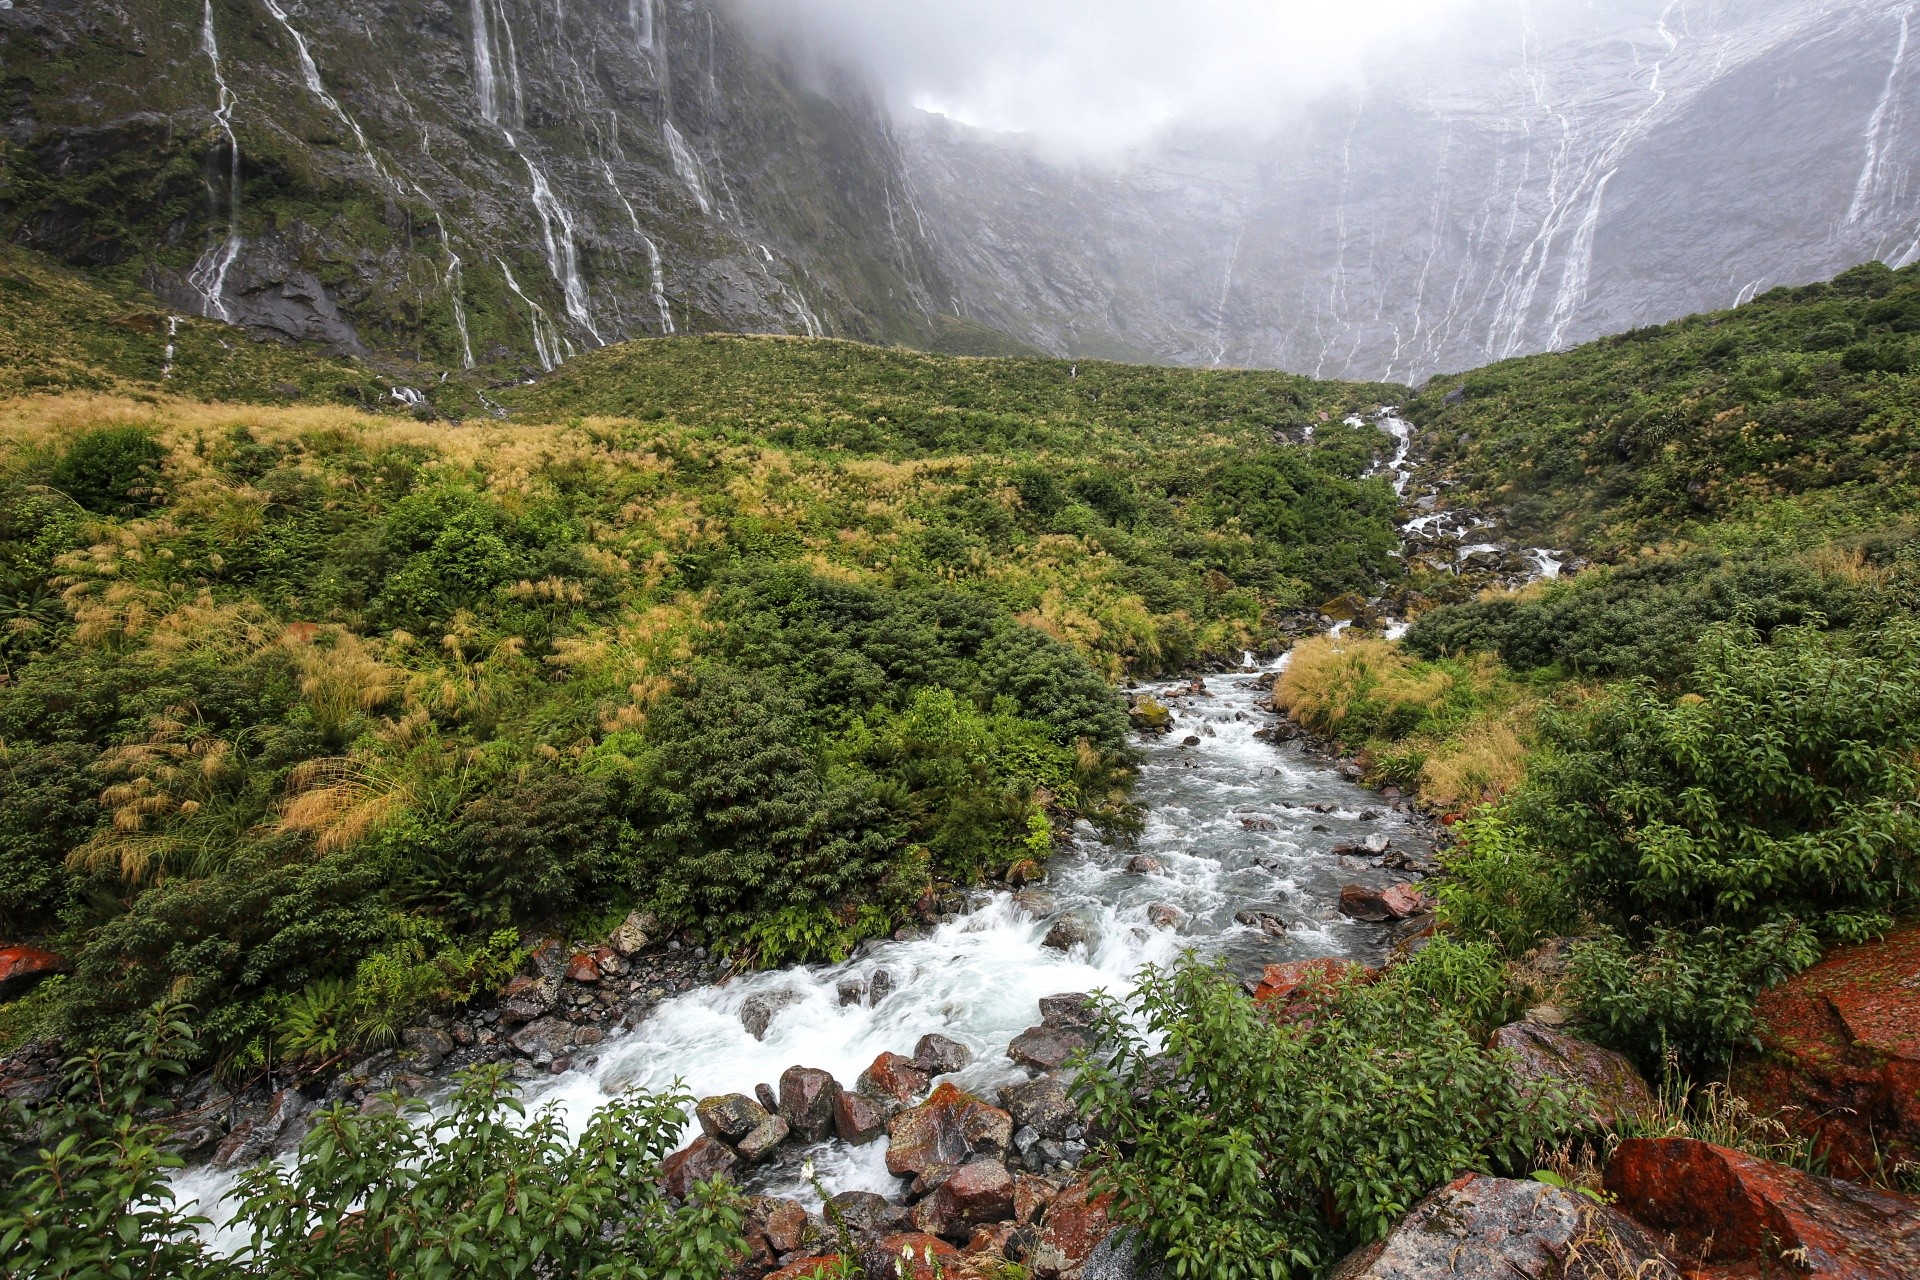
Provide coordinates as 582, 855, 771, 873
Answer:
740, 989, 802, 1040
912, 1033, 973, 1075
1009, 1025, 1093, 1072
1000, 1073, 1077, 1137
1039, 993, 1096, 1029
1042, 916, 1095, 953
735, 1115, 790, 1163
508, 1016, 575, 1065
696, 1093, 771, 1141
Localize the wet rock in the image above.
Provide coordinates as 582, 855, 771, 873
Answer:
1337, 882, 1431, 922
767, 1255, 844, 1280
736, 1116, 791, 1164
1042, 916, 1096, 953
741, 989, 803, 1040
861, 1233, 960, 1280
1013, 890, 1059, 920
499, 974, 559, 1024
748, 1196, 812, 1256
1233, 909, 1288, 937
1604, 1137, 1920, 1279
0, 944, 67, 995
755, 1081, 780, 1112
966, 1222, 1019, 1257
212, 1089, 310, 1169
778, 1066, 843, 1142
1006, 858, 1047, 887
834, 1089, 890, 1146
869, 968, 896, 1004
696, 1092, 771, 1141
1039, 993, 1097, 1029
609, 910, 655, 957
1179, 735, 1201, 747
1014, 1174, 1061, 1226
565, 952, 600, 984
836, 975, 868, 1006
1490, 1022, 1655, 1131
400, 1026, 453, 1069
913, 1158, 1015, 1241
885, 1082, 1013, 1177
1123, 854, 1163, 875
508, 1015, 576, 1065
1001, 1074, 1077, 1138
1009, 1025, 1092, 1072
1250, 959, 1372, 1008
1361, 832, 1390, 854
858, 1051, 933, 1105
829, 1190, 910, 1237
1240, 816, 1279, 832
661, 1135, 740, 1201
913, 1033, 973, 1075
1028, 1180, 1115, 1279
1146, 902, 1183, 929
1731, 920, 1920, 1181
1328, 1173, 1677, 1280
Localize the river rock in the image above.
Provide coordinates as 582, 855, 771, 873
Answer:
1250, 959, 1372, 1008
696, 1092, 771, 1141
1009, 1025, 1092, 1072
1027, 1180, 1115, 1279
736, 1115, 791, 1163
836, 975, 868, 1006
767, 1256, 844, 1280
885, 1082, 1013, 1177
834, 1089, 890, 1145
0, 945, 67, 996
1124, 854, 1164, 875
212, 1089, 310, 1169
1146, 902, 1183, 929
1001, 1073, 1077, 1138
830, 1190, 911, 1236
498, 974, 559, 1024
508, 1015, 576, 1065
1013, 890, 1059, 920
1079, 1229, 1166, 1280
565, 952, 600, 984
756, 1082, 780, 1113
1043, 916, 1095, 952
1604, 1137, 1920, 1279
869, 968, 896, 1004
401, 1026, 453, 1069
1233, 909, 1288, 937
748, 1196, 812, 1256
1006, 858, 1046, 886
1040, 993, 1096, 1029
860, 1233, 961, 1280
779, 1066, 843, 1142
1240, 816, 1279, 831
1015, 1174, 1060, 1225
609, 910, 655, 957
1490, 1022, 1655, 1130
913, 1158, 1015, 1241
913, 1033, 973, 1075
1328, 1172, 1678, 1280
1337, 882, 1432, 922
741, 990, 803, 1040
859, 1051, 933, 1104
661, 1135, 740, 1201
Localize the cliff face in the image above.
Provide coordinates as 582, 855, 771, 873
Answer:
1, 0, 961, 373
903, 0, 1920, 383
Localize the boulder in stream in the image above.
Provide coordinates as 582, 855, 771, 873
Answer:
913, 1033, 973, 1075
1039, 993, 1096, 1029
885, 1082, 1013, 1177
913, 1158, 1015, 1241
858, 1051, 932, 1104
661, 1135, 740, 1201
696, 1092, 771, 1141
778, 1065, 843, 1142
1042, 916, 1096, 953
1000, 1073, 1077, 1138
1009, 1025, 1093, 1072
736, 1115, 790, 1163
834, 1089, 890, 1145
740, 989, 802, 1040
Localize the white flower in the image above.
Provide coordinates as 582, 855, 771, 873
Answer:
801, 1158, 816, 1182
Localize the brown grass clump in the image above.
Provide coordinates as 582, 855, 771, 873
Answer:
1275, 633, 1453, 738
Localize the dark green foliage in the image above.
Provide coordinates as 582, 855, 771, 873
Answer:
0, 743, 98, 935
1566, 923, 1821, 1072
48, 426, 166, 515
0, 1004, 749, 1280
1075, 957, 1575, 1280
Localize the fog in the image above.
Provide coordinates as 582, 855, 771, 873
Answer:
736, 0, 1492, 155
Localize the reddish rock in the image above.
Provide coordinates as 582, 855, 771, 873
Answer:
833, 1089, 889, 1145
766, 1256, 843, 1280
1731, 921, 1920, 1181
1490, 1022, 1656, 1130
965, 1222, 1017, 1256
748, 1196, 812, 1256
885, 1082, 1014, 1177
857, 1051, 932, 1105
565, 952, 600, 984
1250, 958, 1370, 1007
1027, 1180, 1114, 1280
1007, 1024, 1092, 1071
912, 1158, 1015, 1241
661, 1135, 740, 1201
1014, 1174, 1060, 1226
1338, 883, 1430, 922
1329, 1173, 1677, 1280
861, 1233, 961, 1280
778, 1066, 843, 1143
0, 945, 67, 992
1604, 1138, 1920, 1279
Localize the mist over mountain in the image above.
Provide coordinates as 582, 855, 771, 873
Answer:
5, 0, 1916, 381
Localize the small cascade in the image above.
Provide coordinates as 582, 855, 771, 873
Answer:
1846, 2, 1913, 227
443, 244, 477, 370
469, 0, 501, 123
498, 257, 564, 371
629, 0, 656, 53
502, 133, 599, 344
757, 245, 822, 338
187, 0, 243, 323
258, 0, 392, 189
601, 160, 676, 334
663, 120, 713, 216
161, 316, 180, 380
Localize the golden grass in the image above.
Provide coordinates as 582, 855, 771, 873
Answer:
1275, 633, 1453, 737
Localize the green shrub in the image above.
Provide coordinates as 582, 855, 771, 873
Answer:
1379, 935, 1521, 1033
48, 426, 166, 514
1434, 811, 1583, 957
1076, 957, 1575, 1279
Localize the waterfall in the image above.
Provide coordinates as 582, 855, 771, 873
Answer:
257, 0, 391, 188
756, 245, 821, 338
663, 120, 713, 216
443, 237, 477, 369
498, 257, 563, 371
186, 0, 243, 323
500, 130, 599, 344
629, 0, 656, 53
1847, 3, 1913, 226
469, 0, 500, 123
601, 160, 676, 334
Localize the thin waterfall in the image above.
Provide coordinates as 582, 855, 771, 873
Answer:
499, 257, 562, 371
504, 129, 599, 343
258, 0, 392, 189
1847, 3, 1913, 226
663, 119, 712, 216
442, 231, 477, 368
187, 0, 243, 322
601, 159, 675, 334
469, 0, 500, 123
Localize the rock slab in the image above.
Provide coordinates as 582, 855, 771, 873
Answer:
1489, 1021, 1655, 1130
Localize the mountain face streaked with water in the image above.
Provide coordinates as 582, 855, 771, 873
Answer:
905, 0, 1920, 381
6, 0, 1918, 380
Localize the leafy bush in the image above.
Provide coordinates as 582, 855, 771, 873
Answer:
1567, 922, 1820, 1072
1376, 934, 1522, 1033
1434, 811, 1583, 957
1076, 957, 1575, 1279
48, 425, 166, 514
